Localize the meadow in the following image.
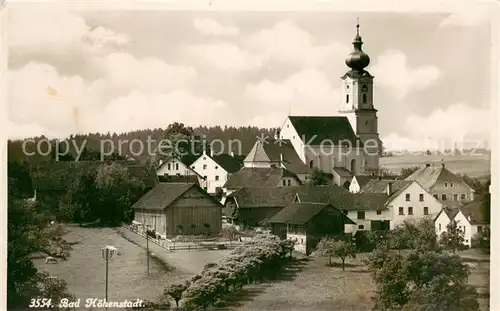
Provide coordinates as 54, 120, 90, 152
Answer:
380, 153, 491, 178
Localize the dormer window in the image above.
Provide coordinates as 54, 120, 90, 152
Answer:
203, 164, 207, 169
346, 94, 350, 103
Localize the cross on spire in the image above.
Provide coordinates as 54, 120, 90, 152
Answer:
356, 18, 360, 36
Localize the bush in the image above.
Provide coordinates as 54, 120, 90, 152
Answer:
180, 233, 294, 309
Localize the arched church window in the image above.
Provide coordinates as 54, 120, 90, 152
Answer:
350, 159, 357, 175
362, 93, 367, 103
309, 160, 314, 169
346, 94, 349, 103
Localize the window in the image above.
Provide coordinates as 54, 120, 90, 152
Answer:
478, 226, 483, 232
203, 164, 207, 169
357, 211, 365, 219
398, 207, 404, 215
405, 194, 410, 201
419, 194, 424, 202
215, 176, 219, 181
342, 210, 348, 215
191, 166, 195, 170
445, 182, 448, 187
424, 207, 429, 215
215, 166, 218, 169
346, 94, 350, 103
376, 210, 382, 215
450, 183, 453, 187
408, 207, 413, 215
175, 163, 179, 170
203, 176, 207, 180
358, 225, 364, 230
309, 160, 314, 169
441, 194, 447, 201
167, 163, 171, 170
461, 194, 466, 200
465, 239, 469, 243
462, 226, 466, 234
203, 157, 206, 160
433, 194, 438, 199
362, 93, 367, 103
287, 124, 289, 128
454, 194, 458, 201
439, 223, 442, 231
282, 180, 286, 186
287, 179, 291, 186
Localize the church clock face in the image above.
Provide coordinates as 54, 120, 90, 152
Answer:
361, 83, 368, 92
346, 84, 350, 91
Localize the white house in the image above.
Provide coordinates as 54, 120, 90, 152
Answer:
435, 200, 488, 247
189, 150, 243, 194
156, 155, 199, 178
405, 162, 475, 202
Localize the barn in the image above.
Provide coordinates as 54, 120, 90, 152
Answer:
132, 182, 222, 236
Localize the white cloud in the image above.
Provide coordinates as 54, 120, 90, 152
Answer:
246, 69, 340, 119
371, 50, 442, 99
439, 7, 490, 28
245, 21, 350, 67
382, 103, 490, 151
9, 62, 224, 138
9, 6, 128, 55
192, 18, 239, 36
91, 52, 198, 93
187, 42, 264, 72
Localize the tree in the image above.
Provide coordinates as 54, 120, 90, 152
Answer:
439, 220, 467, 254
164, 281, 190, 306
400, 166, 419, 179
311, 168, 330, 186
8, 197, 74, 309
314, 238, 357, 270
472, 226, 490, 253
280, 239, 296, 260
220, 226, 240, 244
368, 243, 479, 311
379, 167, 398, 178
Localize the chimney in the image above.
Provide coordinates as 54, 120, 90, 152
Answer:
210, 149, 214, 157
386, 182, 393, 196
280, 153, 284, 162
441, 159, 445, 168
230, 151, 234, 157
425, 163, 430, 168
159, 159, 164, 166
468, 214, 471, 222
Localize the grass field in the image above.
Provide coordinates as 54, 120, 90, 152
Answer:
33, 226, 229, 310
380, 153, 490, 178
223, 250, 489, 311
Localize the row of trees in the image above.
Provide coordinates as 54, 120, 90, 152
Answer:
142, 234, 296, 310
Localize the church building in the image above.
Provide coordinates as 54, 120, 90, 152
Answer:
279, 21, 383, 180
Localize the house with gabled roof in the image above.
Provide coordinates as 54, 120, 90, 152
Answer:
243, 138, 312, 182
224, 186, 300, 228
222, 167, 302, 199
435, 199, 489, 247
156, 153, 200, 180
132, 182, 222, 236
349, 175, 373, 193
359, 179, 444, 229
268, 202, 356, 254
405, 162, 475, 203
189, 150, 243, 194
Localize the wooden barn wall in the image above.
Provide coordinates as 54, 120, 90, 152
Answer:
166, 187, 222, 235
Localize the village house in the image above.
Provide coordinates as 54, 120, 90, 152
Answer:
189, 150, 243, 194
349, 175, 375, 193
223, 186, 299, 228
222, 167, 302, 200
435, 200, 489, 247
359, 179, 444, 229
132, 182, 222, 236
243, 137, 312, 182
269, 202, 356, 255
156, 154, 199, 178
405, 162, 475, 203
294, 185, 387, 232
31, 161, 158, 203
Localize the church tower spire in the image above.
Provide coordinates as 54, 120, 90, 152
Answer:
338, 19, 382, 176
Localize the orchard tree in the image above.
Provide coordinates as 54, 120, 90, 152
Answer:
164, 280, 190, 307
220, 226, 240, 244
314, 238, 357, 270
440, 220, 467, 254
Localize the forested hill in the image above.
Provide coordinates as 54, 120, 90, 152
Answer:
8, 124, 276, 165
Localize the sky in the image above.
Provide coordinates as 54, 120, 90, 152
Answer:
6, 2, 494, 151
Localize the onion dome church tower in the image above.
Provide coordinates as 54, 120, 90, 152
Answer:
339, 20, 383, 176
